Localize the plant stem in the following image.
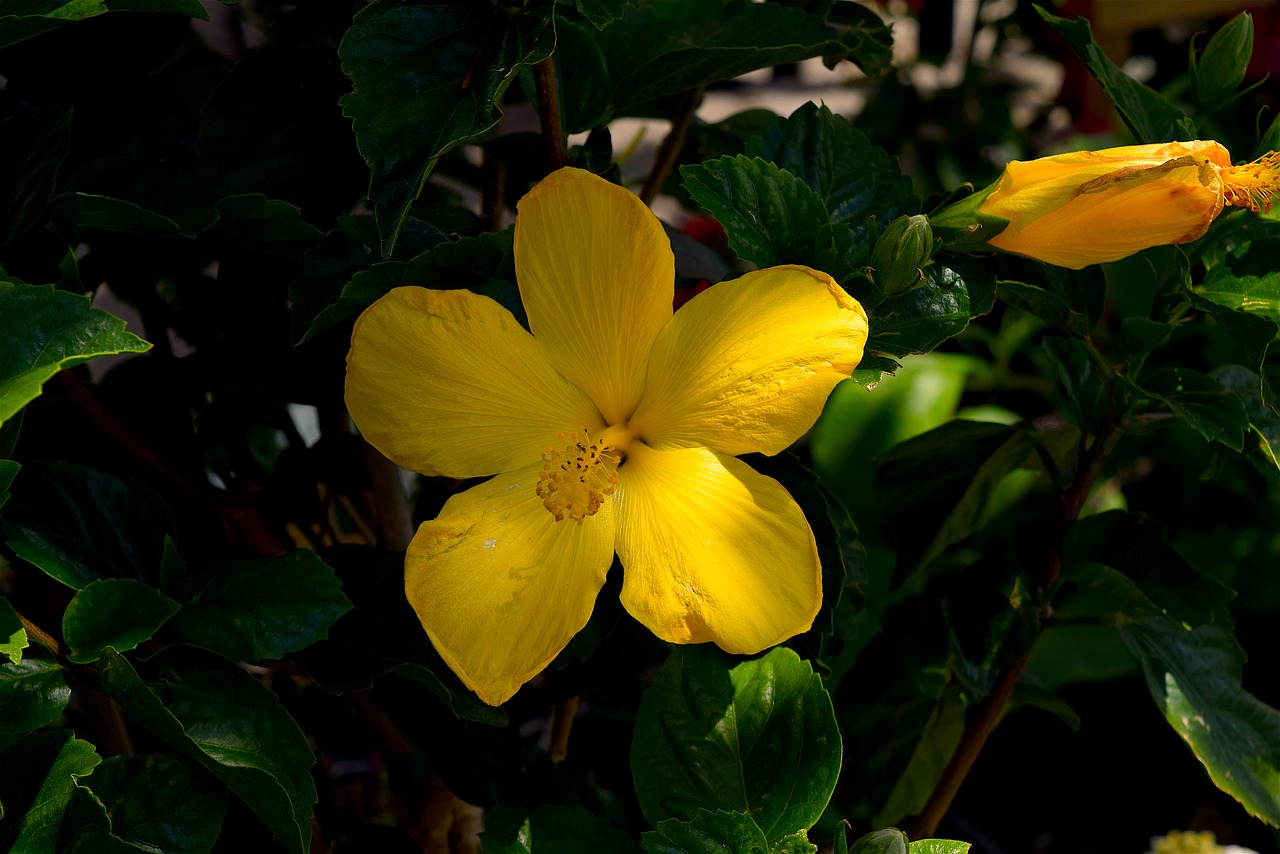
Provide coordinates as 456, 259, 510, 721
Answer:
19, 612, 61, 657
905, 414, 1123, 839
640, 87, 703, 205
533, 57, 566, 171
548, 695, 579, 763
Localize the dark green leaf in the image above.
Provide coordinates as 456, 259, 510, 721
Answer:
1211, 364, 1280, 481
862, 258, 996, 369
873, 691, 965, 827
747, 102, 918, 270
3, 461, 177, 592
198, 195, 323, 260
0, 458, 18, 510
998, 280, 1092, 336
482, 802, 640, 854
550, 19, 613, 134
100, 646, 317, 854
79, 754, 227, 854
1041, 336, 1111, 435
632, 646, 841, 844
169, 550, 352, 663
1121, 317, 1174, 362
62, 578, 181, 664
0, 731, 100, 853
1137, 367, 1250, 452
55, 784, 138, 854
0, 1, 107, 50
1063, 510, 1234, 627
1193, 11, 1253, 110
642, 809, 769, 854
0, 594, 26, 665
0, 106, 72, 247
104, 0, 208, 14
601, 0, 892, 114
574, 0, 625, 28
0, 643, 69, 736
1198, 238, 1280, 326
339, 0, 555, 256
0, 282, 150, 426
1117, 606, 1280, 825
49, 192, 185, 235
1037, 7, 1194, 143
681, 155, 831, 269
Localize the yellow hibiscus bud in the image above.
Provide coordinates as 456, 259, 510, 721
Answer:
933, 140, 1280, 269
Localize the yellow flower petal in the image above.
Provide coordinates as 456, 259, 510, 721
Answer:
628, 265, 868, 455
515, 167, 674, 425
979, 141, 1228, 269
346, 286, 603, 479
405, 466, 616, 706
614, 443, 821, 652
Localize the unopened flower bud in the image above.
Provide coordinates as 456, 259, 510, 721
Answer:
870, 214, 934, 294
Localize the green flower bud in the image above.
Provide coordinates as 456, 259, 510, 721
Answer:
869, 214, 934, 294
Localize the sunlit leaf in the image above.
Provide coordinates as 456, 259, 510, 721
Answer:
0, 283, 150, 426
632, 646, 841, 844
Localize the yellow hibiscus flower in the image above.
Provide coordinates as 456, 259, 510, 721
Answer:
937, 140, 1279, 269
345, 167, 869, 705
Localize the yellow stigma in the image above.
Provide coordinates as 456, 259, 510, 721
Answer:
536, 427, 631, 524
1220, 151, 1280, 213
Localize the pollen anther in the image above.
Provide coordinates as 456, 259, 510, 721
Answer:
1221, 152, 1280, 213
536, 429, 621, 524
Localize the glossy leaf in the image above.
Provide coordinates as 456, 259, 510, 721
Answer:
1197, 238, 1280, 326
631, 646, 841, 844
1117, 605, 1280, 825
1037, 8, 1195, 143
78, 753, 227, 854
168, 550, 352, 663
642, 809, 769, 854
861, 258, 996, 368
0, 731, 101, 853
339, 0, 555, 256
100, 646, 317, 854
1063, 511, 1234, 627
63, 578, 180, 664
681, 155, 832, 269
0, 643, 69, 737
0, 282, 150, 426
600, 0, 892, 115
3, 461, 177, 592
483, 802, 640, 854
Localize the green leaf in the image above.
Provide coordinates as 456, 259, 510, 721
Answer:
631, 646, 841, 844
339, 0, 555, 256
198, 195, 323, 260
601, 0, 892, 115
3, 461, 177, 592
54, 785, 138, 854
1211, 364, 1280, 481
1041, 336, 1110, 435
574, 0, 625, 29
547, 18, 613, 134
642, 809, 769, 854
62, 578, 180, 664
1198, 238, 1280, 326
0, 282, 150, 426
1037, 7, 1194, 143
1136, 367, 1250, 452
99, 646, 317, 854
909, 841, 971, 854
862, 258, 996, 370
873, 691, 965, 827
1063, 511, 1234, 627
997, 280, 1092, 336
169, 550, 352, 663
774, 831, 819, 854
49, 192, 185, 235
1193, 11, 1253, 111
747, 102, 918, 269
0, 643, 69, 737
482, 802, 640, 854
0, 595, 26, 665
681, 155, 831, 270
0, 0, 106, 50
0, 731, 101, 853
78, 754, 227, 854
104, 0, 208, 14
1117, 606, 1280, 825
0, 458, 18, 510
0, 106, 72, 247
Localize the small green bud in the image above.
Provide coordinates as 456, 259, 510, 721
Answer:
1193, 11, 1253, 110
869, 214, 934, 295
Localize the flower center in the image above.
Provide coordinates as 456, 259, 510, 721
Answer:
536, 425, 635, 524
1220, 152, 1280, 213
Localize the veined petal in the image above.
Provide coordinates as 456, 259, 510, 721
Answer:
628, 265, 868, 455
515, 167, 674, 425
614, 443, 821, 652
405, 465, 616, 706
346, 286, 603, 479
979, 141, 1228, 269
